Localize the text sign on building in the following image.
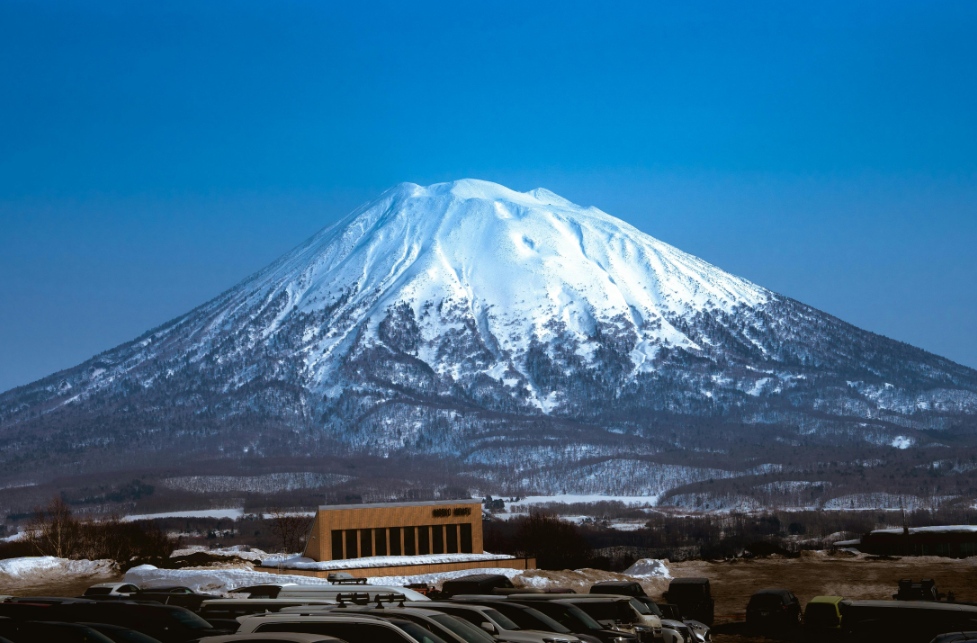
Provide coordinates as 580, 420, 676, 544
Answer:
432, 506, 472, 518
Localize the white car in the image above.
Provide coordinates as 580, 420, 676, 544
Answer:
83, 582, 140, 597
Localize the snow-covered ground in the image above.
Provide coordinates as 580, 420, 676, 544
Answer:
0, 556, 115, 579
0, 553, 671, 597
125, 556, 671, 595
122, 508, 245, 522
258, 552, 516, 571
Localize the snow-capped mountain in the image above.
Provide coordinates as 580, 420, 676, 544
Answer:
3, 180, 977, 504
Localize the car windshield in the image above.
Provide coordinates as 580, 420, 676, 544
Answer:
431, 613, 497, 643
85, 588, 112, 595
481, 608, 520, 631
531, 603, 604, 631
572, 601, 632, 624
395, 620, 451, 643
641, 601, 663, 617
169, 608, 215, 630
488, 604, 572, 634
749, 595, 785, 610
629, 599, 651, 615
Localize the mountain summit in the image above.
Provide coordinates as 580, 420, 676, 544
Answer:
3, 180, 977, 508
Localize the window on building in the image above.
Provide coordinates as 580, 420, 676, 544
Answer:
390, 527, 402, 555
404, 527, 416, 556
418, 526, 430, 555
432, 524, 445, 554
446, 524, 458, 553
375, 527, 388, 556
345, 529, 358, 559
460, 523, 473, 553
331, 530, 345, 560
360, 528, 373, 557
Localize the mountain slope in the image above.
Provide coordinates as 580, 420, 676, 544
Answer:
2, 179, 977, 505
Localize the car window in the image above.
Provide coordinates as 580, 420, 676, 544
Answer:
629, 599, 651, 615
258, 622, 408, 643
168, 608, 216, 630
487, 603, 571, 633
430, 613, 497, 643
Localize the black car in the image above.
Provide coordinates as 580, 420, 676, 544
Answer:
663, 578, 714, 626
440, 574, 514, 597
745, 589, 801, 631
133, 586, 222, 610
0, 619, 116, 643
506, 597, 639, 643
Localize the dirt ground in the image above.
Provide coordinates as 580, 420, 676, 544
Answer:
668, 551, 977, 642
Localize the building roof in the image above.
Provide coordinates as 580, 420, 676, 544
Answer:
317, 499, 480, 511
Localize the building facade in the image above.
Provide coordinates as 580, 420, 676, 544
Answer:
303, 499, 484, 562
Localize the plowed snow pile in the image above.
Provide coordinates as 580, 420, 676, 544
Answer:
0, 556, 116, 592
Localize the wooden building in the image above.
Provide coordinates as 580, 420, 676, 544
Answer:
303, 499, 484, 561
265, 499, 534, 579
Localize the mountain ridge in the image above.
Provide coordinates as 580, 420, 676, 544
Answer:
2, 179, 977, 510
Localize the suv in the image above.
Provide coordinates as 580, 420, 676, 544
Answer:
662, 579, 713, 627
404, 600, 582, 643
745, 589, 801, 631
237, 613, 451, 643
441, 575, 515, 597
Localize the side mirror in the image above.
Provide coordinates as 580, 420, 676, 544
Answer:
481, 622, 497, 634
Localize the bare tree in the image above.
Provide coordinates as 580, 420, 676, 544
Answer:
25, 497, 80, 558
268, 508, 313, 556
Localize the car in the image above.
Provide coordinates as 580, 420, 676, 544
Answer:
448, 596, 602, 643
403, 600, 582, 643
80, 621, 165, 643
588, 583, 708, 642
843, 601, 977, 643
85, 583, 142, 597
506, 595, 660, 643
283, 603, 497, 643
236, 613, 451, 643
50, 601, 224, 642
651, 604, 709, 643
745, 589, 801, 631
197, 635, 346, 643
0, 619, 117, 643
502, 596, 639, 643
803, 595, 845, 631
277, 586, 431, 602
931, 634, 977, 643
662, 579, 713, 627
440, 575, 515, 597
895, 579, 942, 602
133, 586, 222, 610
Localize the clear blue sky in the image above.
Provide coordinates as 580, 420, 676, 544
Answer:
2, 0, 976, 393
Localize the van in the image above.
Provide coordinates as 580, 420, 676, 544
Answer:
662, 578, 714, 626
803, 595, 845, 630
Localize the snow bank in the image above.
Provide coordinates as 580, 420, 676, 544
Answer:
171, 545, 270, 562
623, 558, 671, 579
124, 564, 526, 595
0, 556, 115, 579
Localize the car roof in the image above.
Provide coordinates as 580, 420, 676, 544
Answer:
198, 634, 345, 643
806, 595, 845, 604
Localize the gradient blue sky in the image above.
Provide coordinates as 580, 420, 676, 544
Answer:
2, 1, 976, 393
